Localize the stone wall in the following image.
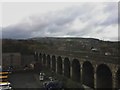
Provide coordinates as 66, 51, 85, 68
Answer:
2, 53, 21, 68
2, 53, 35, 69
21, 55, 35, 67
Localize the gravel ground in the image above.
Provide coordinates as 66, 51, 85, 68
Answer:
8, 70, 85, 89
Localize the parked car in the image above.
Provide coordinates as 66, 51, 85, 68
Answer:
39, 72, 45, 81
7, 66, 13, 73
43, 80, 63, 89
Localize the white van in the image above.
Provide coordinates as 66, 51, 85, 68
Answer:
0, 82, 12, 90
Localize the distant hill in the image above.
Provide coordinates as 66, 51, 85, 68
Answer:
2, 37, 119, 56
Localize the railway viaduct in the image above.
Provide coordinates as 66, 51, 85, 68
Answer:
34, 50, 120, 89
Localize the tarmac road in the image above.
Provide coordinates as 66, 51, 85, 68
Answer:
9, 71, 41, 88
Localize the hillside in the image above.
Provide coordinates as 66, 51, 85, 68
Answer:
2, 37, 119, 56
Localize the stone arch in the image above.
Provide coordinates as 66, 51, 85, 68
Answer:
82, 61, 94, 88
64, 57, 70, 78
39, 53, 42, 64
51, 55, 56, 72
34, 52, 38, 61
46, 55, 51, 68
116, 67, 120, 89
57, 56, 62, 74
37, 53, 39, 61
43, 54, 46, 65
96, 64, 112, 89
72, 59, 81, 82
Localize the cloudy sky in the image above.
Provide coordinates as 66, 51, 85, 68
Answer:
1, 2, 118, 41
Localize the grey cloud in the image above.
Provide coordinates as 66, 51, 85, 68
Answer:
2, 26, 33, 39
100, 3, 118, 26
2, 2, 118, 41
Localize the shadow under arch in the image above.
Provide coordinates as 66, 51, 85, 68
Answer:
57, 56, 62, 74
82, 61, 94, 88
72, 59, 81, 82
51, 55, 56, 72
64, 57, 70, 78
43, 54, 46, 66
96, 64, 112, 89
116, 67, 120, 89
39, 53, 42, 64
46, 55, 51, 68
